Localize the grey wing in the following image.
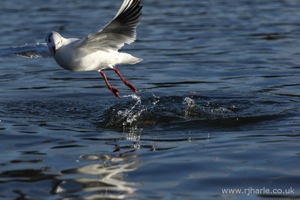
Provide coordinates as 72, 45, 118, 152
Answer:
77, 0, 142, 51
0, 43, 51, 58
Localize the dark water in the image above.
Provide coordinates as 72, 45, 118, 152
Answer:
1, 0, 300, 199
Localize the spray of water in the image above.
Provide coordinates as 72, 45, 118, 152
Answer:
113, 93, 159, 143
183, 97, 197, 117
117, 94, 144, 126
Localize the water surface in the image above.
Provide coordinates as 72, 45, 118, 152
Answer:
1, 0, 300, 199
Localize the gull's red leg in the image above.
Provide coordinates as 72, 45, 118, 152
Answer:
113, 67, 137, 92
99, 71, 120, 97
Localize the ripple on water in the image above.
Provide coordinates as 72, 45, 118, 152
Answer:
0, 92, 294, 134
99, 93, 293, 132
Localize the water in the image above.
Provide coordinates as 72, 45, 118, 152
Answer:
0, 0, 300, 199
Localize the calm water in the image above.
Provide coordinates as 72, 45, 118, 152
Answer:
0, 0, 300, 199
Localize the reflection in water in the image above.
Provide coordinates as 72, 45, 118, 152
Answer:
54, 154, 140, 200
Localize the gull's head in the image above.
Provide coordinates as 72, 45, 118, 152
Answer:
45, 31, 62, 55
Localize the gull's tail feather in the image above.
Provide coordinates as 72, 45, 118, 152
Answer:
129, 57, 143, 64
121, 53, 143, 65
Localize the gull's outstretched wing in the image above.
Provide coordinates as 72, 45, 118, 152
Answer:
0, 43, 51, 58
77, 0, 142, 51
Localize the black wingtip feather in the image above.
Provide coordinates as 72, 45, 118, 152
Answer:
117, 0, 143, 26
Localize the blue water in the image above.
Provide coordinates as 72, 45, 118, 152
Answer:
1, 0, 300, 199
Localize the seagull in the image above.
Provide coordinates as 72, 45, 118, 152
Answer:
0, 0, 142, 97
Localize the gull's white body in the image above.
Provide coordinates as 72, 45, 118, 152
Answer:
51, 34, 141, 72
0, 0, 142, 97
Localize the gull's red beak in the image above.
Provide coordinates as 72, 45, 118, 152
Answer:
52, 46, 56, 55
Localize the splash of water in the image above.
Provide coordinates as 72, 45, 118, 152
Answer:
118, 94, 160, 127
183, 97, 198, 117
117, 94, 144, 126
